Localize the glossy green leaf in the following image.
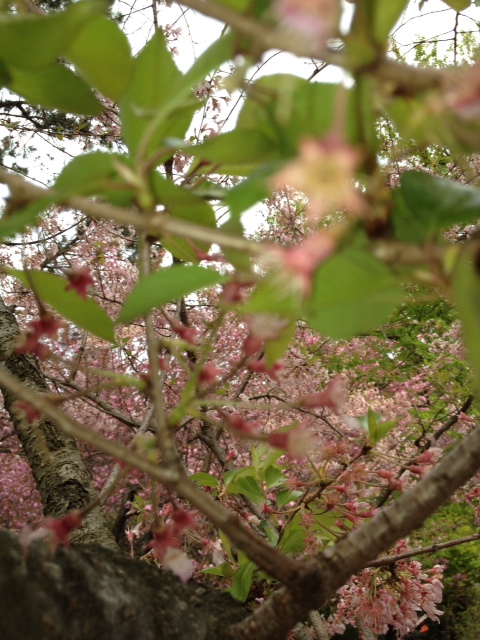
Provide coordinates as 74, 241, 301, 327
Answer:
117, 265, 225, 323
66, 15, 133, 102
306, 249, 404, 339
393, 171, 480, 243
9, 64, 101, 115
120, 30, 190, 155
452, 252, 480, 388
230, 562, 255, 602
0, 1, 101, 70
7, 270, 116, 343
276, 516, 306, 554
189, 472, 219, 488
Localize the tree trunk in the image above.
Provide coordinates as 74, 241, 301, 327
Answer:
0, 529, 247, 640
0, 298, 116, 549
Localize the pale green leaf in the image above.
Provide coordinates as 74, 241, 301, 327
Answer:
9, 64, 101, 115
66, 15, 133, 102
117, 265, 225, 323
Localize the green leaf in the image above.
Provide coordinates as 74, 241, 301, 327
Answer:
0, 195, 56, 239
151, 173, 217, 262
306, 249, 404, 339
189, 472, 219, 489
393, 172, 480, 243
276, 489, 303, 509
452, 252, 480, 388
120, 30, 196, 157
190, 130, 278, 174
237, 77, 358, 155
230, 562, 255, 602
356, 408, 396, 446
55, 152, 122, 195
276, 516, 306, 554
9, 64, 101, 116
227, 476, 264, 504
0, 1, 101, 70
373, 0, 408, 43
264, 465, 284, 489
201, 562, 234, 578
117, 265, 225, 323
441, 0, 470, 9
264, 319, 296, 367
66, 15, 133, 102
7, 270, 116, 343
55, 152, 135, 206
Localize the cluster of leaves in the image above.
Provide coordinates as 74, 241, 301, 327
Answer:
1, 1, 480, 639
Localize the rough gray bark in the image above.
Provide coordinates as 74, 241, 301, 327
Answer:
0, 297, 116, 549
0, 529, 247, 640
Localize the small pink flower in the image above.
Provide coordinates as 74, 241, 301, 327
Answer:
199, 362, 223, 385
172, 322, 199, 344
271, 232, 336, 295
15, 400, 43, 424
301, 377, 348, 412
248, 359, 283, 382
243, 334, 264, 357
162, 547, 196, 583
274, 0, 339, 48
65, 268, 94, 299
272, 135, 365, 221
226, 414, 259, 437
267, 421, 313, 459
41, 510, 84, 549
172, 508, 197, 535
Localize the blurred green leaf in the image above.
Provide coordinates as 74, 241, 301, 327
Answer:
373, 0, 408, 43
306, 249, 404, 339
0, 196, 56, 240
441, 0, 470, 9
0, 1, 101, 70
228, 476, 264, 504
117, 265, 225, 323
230, 562, 255, 602
452, 252, 480, 388
394, 172, 480, 243
189, 472, 219, 488
7, 270, 116, 343
201, 562, 234, 578
66, 15, 133, 102
9, 64, 101, 115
